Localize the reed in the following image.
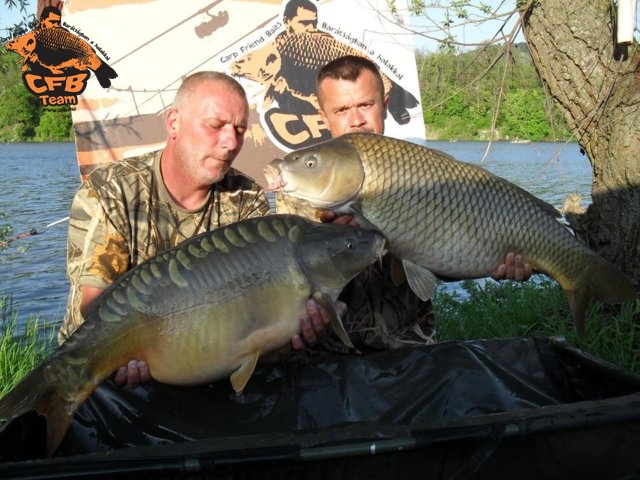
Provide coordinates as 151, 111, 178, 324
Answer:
0, 294, 57, 396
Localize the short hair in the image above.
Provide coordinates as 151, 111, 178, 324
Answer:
316, 55, 384, 102
283, 0, 318, 23
173, 71, 247, 109
40, 6, 61, 22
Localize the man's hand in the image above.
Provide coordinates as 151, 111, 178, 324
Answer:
492, 253, 532, 282
113, 359, 151, 388
288, 210, 355, 350
318, 210, 358, 226
291, 299, 347, 350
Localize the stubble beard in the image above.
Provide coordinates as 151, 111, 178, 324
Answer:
201, 154, 234, 185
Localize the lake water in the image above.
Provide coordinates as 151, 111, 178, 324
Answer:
0, 140, 592, 332
0, 142, 80, 332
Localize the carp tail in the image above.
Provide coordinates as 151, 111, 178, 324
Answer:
0, 362, 76, 459
565, 254, 636, 335
95, 62, 118, 88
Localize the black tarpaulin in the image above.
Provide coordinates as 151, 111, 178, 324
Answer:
2, 337, 640, 479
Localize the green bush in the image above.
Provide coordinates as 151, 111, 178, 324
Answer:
35, 109, 74, 142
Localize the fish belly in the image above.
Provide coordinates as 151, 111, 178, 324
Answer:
130, 281, 309, 386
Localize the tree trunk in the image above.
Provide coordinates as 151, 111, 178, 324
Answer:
522, 0, 640, 289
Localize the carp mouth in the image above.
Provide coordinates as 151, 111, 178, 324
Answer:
263, 164, 337, 208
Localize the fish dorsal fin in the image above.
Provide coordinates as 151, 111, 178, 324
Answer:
402, 260, 439, 301
230, 352, 260, 394
313, 292, 354, 349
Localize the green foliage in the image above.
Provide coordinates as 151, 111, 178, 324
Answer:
0, 47, 25, 81
417, 45, 571, 140
3, 0, 30, 13
0, 83, 42, 141
501, 88, 550, 140
0, 212, 11, 252
0, 210, 31, 257
0, 294, 56, 397
35, 109, 75, 142
0, 44, 74, 142
434, 278, 640, 375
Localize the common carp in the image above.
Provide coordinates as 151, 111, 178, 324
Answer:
0, 215, 384, 457
264, 133, 636, 333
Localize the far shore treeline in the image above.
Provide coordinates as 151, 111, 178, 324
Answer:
0, 41, 569, 143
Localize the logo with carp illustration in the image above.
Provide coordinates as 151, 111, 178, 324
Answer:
4, 6, 117, 108
230, 0, 419, 150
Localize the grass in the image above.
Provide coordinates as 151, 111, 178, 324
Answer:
434, 276, 640, 374
0, 294, 57, 396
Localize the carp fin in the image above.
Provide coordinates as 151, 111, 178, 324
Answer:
390, 256, 407, 286
402, 260, 438, 301
565, 288, 589, 337
230, 352, 260, 394
564, 254, 636, 336
0, 362, 76, 459
313, 292, 354, 349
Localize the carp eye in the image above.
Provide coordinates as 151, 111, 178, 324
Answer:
346, 240, 356, 249
305, 156, 317, 168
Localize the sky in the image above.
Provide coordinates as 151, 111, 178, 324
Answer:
2, 0, 36, 28
1, 1, 37, 42
409, 0, 639, 52
408, 2, 524, 52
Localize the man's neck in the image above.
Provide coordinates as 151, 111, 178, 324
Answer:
160, 150, 211, 211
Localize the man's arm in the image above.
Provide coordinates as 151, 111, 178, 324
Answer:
79, 285, 104, 317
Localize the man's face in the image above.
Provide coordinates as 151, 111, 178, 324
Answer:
42, 13, 61, 28
317, 69, 388, 137
286, 7, 317, 33
170, 82, 249, 185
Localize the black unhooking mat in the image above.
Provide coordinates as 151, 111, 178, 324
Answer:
2, 336, 640, 479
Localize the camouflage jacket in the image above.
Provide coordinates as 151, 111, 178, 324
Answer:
275, 194, 436, 352
60, 150, 270, 343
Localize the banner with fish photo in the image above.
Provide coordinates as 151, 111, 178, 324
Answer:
54, 0, 424, 184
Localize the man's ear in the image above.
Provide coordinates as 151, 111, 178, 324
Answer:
318, 108, 328, 128
382, 94, 390, 120
166, 108, 179, 139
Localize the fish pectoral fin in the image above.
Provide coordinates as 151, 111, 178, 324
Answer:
230, 352, 260, 394
389, 256, 407, 286
402, 260, 438, 301
313, 292, 355, 349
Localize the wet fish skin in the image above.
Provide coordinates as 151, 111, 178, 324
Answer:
0, 214, 384, 457
265, 133, 636, 333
